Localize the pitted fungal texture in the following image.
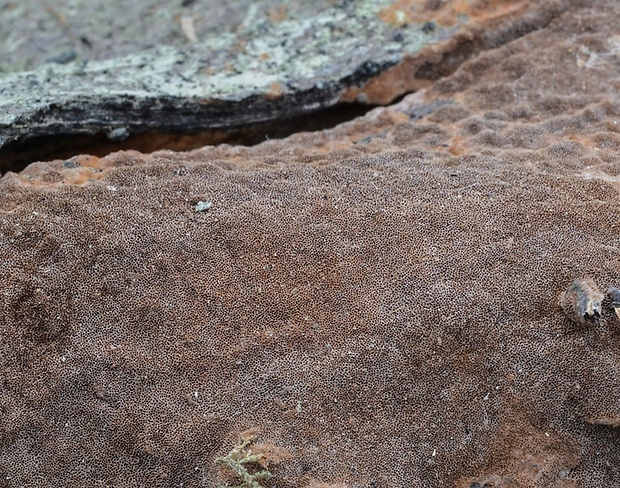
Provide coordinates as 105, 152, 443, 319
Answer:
1, 1, 620, 486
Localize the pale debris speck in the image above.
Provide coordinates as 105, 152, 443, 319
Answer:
195, 201, 212, 212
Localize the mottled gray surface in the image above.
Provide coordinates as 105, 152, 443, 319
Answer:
0, 0, 335, 72
0, 0, 454, 148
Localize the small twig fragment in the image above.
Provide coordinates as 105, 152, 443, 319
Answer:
180, 15, 198, 43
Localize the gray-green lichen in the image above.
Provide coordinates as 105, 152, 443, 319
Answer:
0, 0, 460, 146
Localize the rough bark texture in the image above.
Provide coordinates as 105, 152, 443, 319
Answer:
1, 0, 620, 487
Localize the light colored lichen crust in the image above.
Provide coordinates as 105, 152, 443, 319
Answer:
0, 0, 460, 146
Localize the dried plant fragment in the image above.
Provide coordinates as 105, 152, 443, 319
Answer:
559, 278, 604, 325
606, 286, 620, 320
180, 15, 198, 43
215, 433, 273, 488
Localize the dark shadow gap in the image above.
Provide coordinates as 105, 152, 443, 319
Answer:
0, 102, 374, 175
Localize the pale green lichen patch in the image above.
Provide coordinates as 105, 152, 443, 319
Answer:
215, 434, 272, 488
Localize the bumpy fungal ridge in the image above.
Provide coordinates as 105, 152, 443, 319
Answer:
1, 0, 619, 486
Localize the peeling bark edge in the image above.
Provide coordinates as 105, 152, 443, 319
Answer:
0, 65, 395, 149
0, 0, 574, 151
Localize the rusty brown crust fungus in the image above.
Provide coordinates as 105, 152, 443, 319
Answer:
1, 0, 620, 487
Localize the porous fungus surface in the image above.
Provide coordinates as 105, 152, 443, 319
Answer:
1, 0, 620, 487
